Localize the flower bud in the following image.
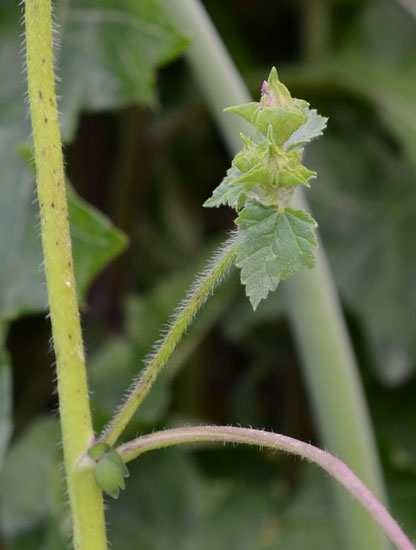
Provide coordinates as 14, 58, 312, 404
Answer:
94, 449, 129, 499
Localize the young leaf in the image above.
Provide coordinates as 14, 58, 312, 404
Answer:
203, 166, 248, 210
235, 202, 318, 309
284, 108, 328, 152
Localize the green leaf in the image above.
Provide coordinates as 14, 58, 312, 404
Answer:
203, 166, 249, 210
68, 186, 128, 300
107, 450, 278, 550
0, 0, 185, 320
0, 179, 127, 321
55, 0, 189, 140
284, 54, 416, 169
307, 129, 416, 378
107, 447, 340, 550
89, 240, 237, 434
284, 108, 328, 152
276, 469, 338, 548
0, 418, 64, 537
236, 202, 317, 309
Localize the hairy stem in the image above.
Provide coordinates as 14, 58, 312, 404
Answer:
100, 235, 237, 447
118, 426, 414, 550
24, 1, 106, 548
165, 1, 388, 548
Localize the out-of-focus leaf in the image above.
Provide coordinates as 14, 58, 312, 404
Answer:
7, 519, 68, 550
0, 325, 12, 467
0, 417, 65, 537
56, 0, 189, 140
0, 178, 127, 321
107, 447, 338, 550
275, 469, 338, 548
307, 130, 416, 380
236, 202, 317, 309
89, 336, 171, 434
371, 380, 416, 542
68, 186, 128, 299
89, 242, 237, 433
107, 449, 274, 550
284, 54, 416, 169
0, 0, 186, 321
0, 0, 189, 142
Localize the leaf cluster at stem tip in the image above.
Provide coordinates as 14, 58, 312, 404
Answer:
204, 67, 328, 309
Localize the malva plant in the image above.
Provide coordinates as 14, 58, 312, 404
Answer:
23, 1, 414, 549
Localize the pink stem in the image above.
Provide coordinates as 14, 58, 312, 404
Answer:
118, 425, 414, 550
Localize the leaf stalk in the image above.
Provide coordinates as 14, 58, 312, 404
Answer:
164, 1, 389, 548
100, 235, 237, 447
118, 425, 414, 550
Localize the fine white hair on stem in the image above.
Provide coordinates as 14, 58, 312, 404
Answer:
100, 232, 238, 446
117, 425, 414, 550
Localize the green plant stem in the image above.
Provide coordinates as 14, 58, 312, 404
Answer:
100, 236, 237, 447
165, 1, 388, 548
117, 426, 414, 550
300, 0, 331, 62
24, 2, 106, 548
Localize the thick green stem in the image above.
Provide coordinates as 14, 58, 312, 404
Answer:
117, 426, 414, 550
100, 236, 237, 447
24, 2, 106, 548
165, 1, 388, 548
300, 0, 331, 62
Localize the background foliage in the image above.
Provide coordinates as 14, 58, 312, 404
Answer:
0, 0, 415, 548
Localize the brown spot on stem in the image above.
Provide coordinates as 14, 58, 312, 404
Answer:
39, 90, 43, 100
42, 57, 45, 64
51, 202, 55, 208
44, 117, 48, 124
69, 334, 72, 340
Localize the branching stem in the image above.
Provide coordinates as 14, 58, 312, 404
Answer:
24, 1, 106, 548
165, 1, 388, 548
100, 235, 237, 447
118, 426, 414, 550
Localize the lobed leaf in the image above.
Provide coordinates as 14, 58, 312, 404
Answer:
203, 166, 248, 210
284, 108, 328, 151
235, 202, 318, 309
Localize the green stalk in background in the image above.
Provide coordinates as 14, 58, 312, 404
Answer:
165, 1, 388, 548
24, 1, 106, 548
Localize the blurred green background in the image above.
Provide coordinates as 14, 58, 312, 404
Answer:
0, 0, 415, 548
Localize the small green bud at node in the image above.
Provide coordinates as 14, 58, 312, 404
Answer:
94, 449, 129, 499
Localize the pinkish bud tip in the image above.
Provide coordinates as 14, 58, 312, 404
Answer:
261, 80, 269, 94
